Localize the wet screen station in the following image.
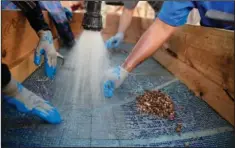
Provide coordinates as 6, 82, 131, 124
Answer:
1, 1, 234, 147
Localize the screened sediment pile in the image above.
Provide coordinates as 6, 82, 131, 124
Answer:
136, 90, 175, 120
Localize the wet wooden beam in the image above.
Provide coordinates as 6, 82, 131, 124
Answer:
165, 25, 234, 98
153, 48, 234, 126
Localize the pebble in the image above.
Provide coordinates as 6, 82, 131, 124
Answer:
184, 142, 190, 147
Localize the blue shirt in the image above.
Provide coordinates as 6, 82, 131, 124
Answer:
158, 1, 234, 30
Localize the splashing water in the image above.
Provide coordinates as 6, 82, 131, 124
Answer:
72, 30, 110, 106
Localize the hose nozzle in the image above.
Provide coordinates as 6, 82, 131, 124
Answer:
82, 1, 102, 31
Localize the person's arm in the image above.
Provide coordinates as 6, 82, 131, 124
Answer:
122, 18, 177, 72
122, 1, 195, 72
104, 8, 134, 49
117, 8, 134, 34
117, 1, 138, 34
103, 2, 195, 98
105, 1, 138, 49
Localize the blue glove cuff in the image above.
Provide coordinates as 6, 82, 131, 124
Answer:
103, 80, 115, 98
2, 82, 61, 124
44, 56, 56, 80
34, 49, 45, 66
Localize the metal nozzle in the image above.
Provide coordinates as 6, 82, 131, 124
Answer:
82, 1, 102, 31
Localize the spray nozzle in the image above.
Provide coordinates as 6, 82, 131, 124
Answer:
82, 1, 102, 31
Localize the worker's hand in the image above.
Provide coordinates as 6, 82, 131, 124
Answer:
64, 7, 73, 21
103, 66, 129, 98
34, 30, 57, 79
105, 32, 124, 50
2, 79, 61, 124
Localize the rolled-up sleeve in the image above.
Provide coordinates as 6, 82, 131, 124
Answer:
158, 1, 195, 27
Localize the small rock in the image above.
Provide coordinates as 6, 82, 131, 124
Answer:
176, 123, 183, 135
184, 142, 190, 147
169, 112, 175, 120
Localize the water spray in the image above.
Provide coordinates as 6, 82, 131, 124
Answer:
73, 1, 110, 104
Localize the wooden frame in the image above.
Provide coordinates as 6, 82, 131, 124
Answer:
2, 11, 234, 125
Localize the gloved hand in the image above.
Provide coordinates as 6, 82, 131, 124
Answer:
63, 7, 73, 21
2, 79, 61, 124
34, 30, 57, 79
103, 66, 129, 98
105, 32, 124, 49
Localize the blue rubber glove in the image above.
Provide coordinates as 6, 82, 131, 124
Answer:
105, 32, 124, 49
64, 7, 73, 21
103, 66, 129, 98
34, 30, 57, 79
2, 79, 61, 124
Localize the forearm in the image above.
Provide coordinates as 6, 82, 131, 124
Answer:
117, 8, 134, 34
122, 18, 177, 72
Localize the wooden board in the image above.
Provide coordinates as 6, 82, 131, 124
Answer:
166, 25, 234, 97
2, 10, 39, 69
153, 48, 234, 126
10, 51, 38, 83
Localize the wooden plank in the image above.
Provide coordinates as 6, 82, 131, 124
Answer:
10, 51, 38, 83
1, 10, 39, 68
153, 48, 234, 126
166, 25, 234, 97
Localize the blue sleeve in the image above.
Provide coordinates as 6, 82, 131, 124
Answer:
158, 1, 195, 27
